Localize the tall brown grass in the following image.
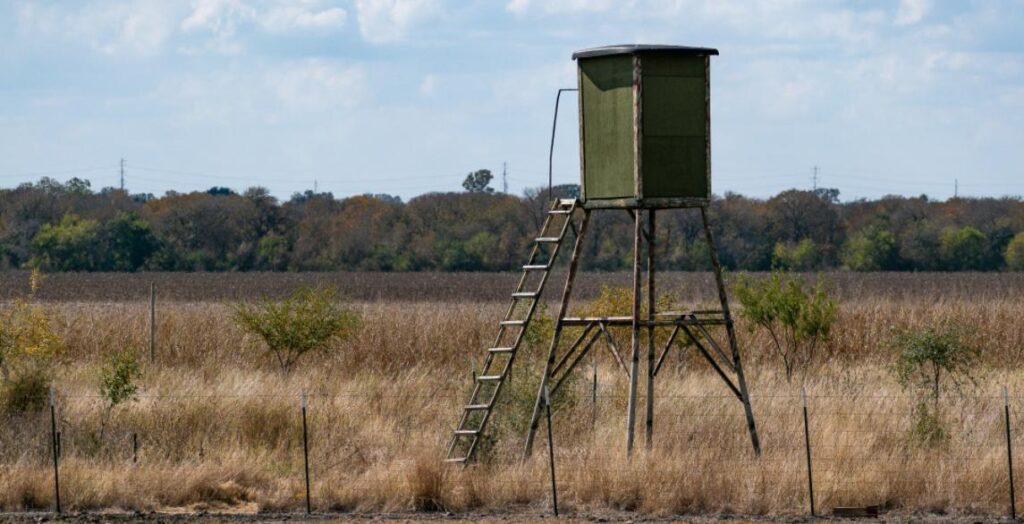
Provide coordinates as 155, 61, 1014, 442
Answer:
0, 276, 1023, 517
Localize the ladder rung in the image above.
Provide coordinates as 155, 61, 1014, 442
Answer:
535, 237, 560, 243
548, 209, 572, 215
500, 320, 525, 326
557, 199, 576, 207
523, 264, 548, 271
444, 457, 467, 463
489, 347, 514, 353
512, 292, 537, 298
465, 404, 489, 410
477, 375, 502, 382
454, 429, 479, 435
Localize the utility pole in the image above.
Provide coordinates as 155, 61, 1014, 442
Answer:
314, 179, 318, 193
954, 178, 958, 198
502, 161, 509, 194
812, 165, 818, 191
120, 158, 125, 191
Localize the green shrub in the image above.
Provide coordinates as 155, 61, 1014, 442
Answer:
892, 322, 978, 401
0, 269, 63, 413
733, 272, 837, 382
234, 286, 360, 373
1, 367, 50, 414
891, 322, 978, 448
772, 239, 819, 271
96, 348, 141, 440
1006, 232, 1024, 271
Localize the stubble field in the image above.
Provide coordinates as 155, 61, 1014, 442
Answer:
1, 271, 1024, 519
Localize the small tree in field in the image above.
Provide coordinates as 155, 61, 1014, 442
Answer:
891, 322, 979, 446
0, 269, 64, 414
234, 287, 360, 374
733, 272, 837, 383
97, 349, 140, 440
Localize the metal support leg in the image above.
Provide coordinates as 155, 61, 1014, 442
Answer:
625, 209, 642, 457
645, 210, 656, 449
523, 209, 591, 460
701, 206, 761, 456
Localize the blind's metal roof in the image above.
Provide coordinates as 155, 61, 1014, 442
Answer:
572, 44, 719, 60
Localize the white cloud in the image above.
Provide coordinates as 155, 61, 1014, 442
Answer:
419, 74, 439, 96
895, 0, 930, 26
154, 59, 368, 126
354, 0, 437, 43
260, 4, 347, 32
17, 1, 176, 57
268, 60, 368, 111
505, 0, 614, 15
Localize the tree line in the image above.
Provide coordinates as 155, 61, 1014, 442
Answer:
2, 175, 1023, 272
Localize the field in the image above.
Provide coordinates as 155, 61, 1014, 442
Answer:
2, 271, 1024, 519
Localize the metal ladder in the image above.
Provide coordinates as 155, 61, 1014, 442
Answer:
445, 198, 579, 464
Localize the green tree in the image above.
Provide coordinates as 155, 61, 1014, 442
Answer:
772, 238, 818, 270
97, 349, 140, 439
102, 212, 158, 271
30, 214, 101, 271
892, 322, 979, 446
939, 226, 987, 270
733, 272, 838, 382
461, 169, 494, 193
234, 287, 360, 373
1006, 232, 1024, 271
841, 225, 898, 271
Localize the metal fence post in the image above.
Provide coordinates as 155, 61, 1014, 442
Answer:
149, 283, 156, 364
49, 387, 61, 514
544, 386, 558, 517
1005, 386, 1016, 520
802, 387, 815, 516
302, 389, 311, 515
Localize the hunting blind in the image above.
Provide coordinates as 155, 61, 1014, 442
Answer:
576, 45, 715, 207
447, 45, 760, 464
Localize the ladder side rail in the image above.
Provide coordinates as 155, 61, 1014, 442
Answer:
522, 208, 590, 460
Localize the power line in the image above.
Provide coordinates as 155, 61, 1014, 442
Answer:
0, 165, 116, 180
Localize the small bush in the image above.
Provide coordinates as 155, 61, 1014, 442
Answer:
891, 322, 978, 448
234, 286, 360, 373
97, 348, 141, 440
892, 322, 978, 401
733, 272, 837, 383
1, 367, 50, 414
0, 270, 63, 413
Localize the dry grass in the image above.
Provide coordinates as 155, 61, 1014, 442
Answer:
1, 274, 1023, 517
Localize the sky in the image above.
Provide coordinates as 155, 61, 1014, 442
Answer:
0, 0, 1022, 202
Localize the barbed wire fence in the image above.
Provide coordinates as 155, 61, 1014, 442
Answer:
3, 386, 1022, 518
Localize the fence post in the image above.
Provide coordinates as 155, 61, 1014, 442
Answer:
1005, 386, 1016, 520
302, 389, 311, 515
132, 433, 138, 463
149, 283, 156, 364
802, 387, 815, 516
49, 387, 61, 514
544, 386, 558, 517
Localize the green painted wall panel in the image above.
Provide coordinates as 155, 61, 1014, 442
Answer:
580, 56, 634, 200
642, 76, 706, 137
642, 136, 708, 198
641, 55, 705, 78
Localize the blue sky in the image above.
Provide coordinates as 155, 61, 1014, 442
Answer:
1, 0, 1022, 202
